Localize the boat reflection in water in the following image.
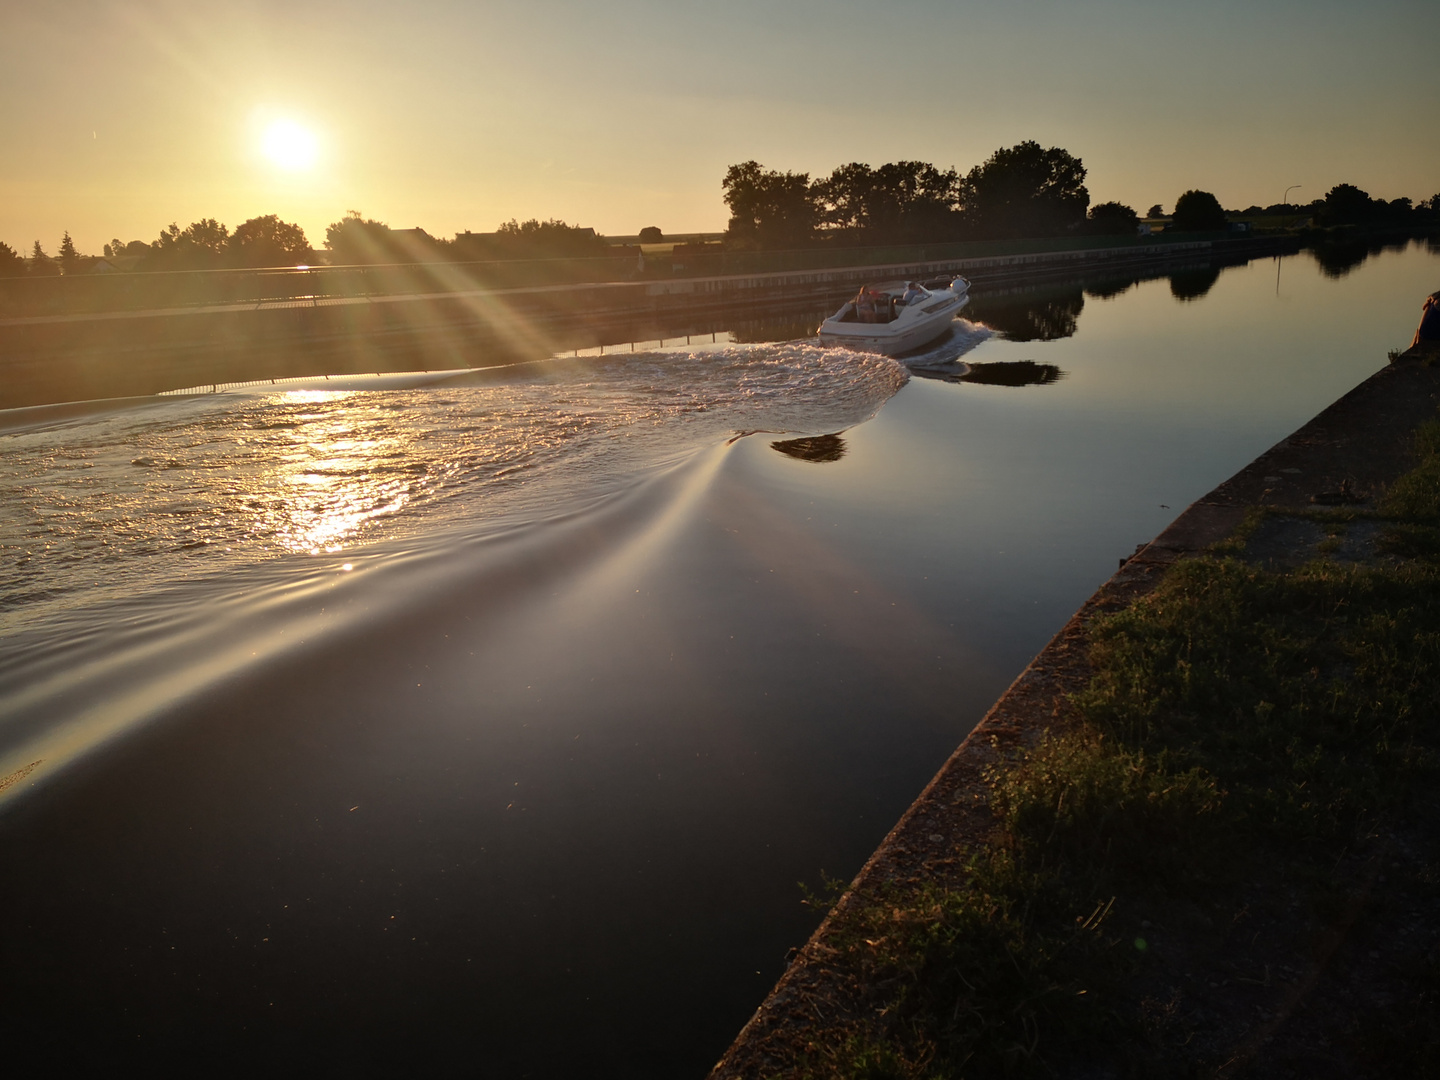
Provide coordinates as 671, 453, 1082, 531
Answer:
909, 359, 1065, 387
770, 432, 847, 463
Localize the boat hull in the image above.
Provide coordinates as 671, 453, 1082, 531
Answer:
818, 290, 968, 357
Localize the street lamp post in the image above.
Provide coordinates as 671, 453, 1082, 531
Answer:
1277, 186, 1302, 298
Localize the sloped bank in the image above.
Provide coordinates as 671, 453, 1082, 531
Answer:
710, 341, 1440, 1077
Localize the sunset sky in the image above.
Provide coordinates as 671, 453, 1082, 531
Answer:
2, 0, 1434, 254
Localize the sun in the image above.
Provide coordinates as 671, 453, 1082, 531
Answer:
261, 119, 318, 171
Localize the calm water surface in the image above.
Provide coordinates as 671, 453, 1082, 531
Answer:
0, 241, 1435, 1072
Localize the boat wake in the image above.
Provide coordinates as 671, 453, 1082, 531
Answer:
0, 343, 905, 624
0, 343, 907, 795
900, 319, 995, 368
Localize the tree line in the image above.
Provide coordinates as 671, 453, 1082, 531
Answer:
721, 141, 1440, 249
0, 214, 316, 277
2, 153, 1436, 276
0, 212, 618, 277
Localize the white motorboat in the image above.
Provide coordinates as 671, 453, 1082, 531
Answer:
817, 277, 970, 357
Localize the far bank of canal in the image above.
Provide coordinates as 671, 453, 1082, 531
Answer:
1, 236, 1289, 409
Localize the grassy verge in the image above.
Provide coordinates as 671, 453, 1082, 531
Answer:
806, 421, 1440, 1077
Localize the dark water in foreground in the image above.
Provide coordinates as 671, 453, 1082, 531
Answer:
0, 242, 1436, 1072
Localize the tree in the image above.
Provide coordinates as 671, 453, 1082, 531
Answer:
58, 231, 80, 273
638, 226, 663, 243
958, 141, 1089, 239
0, 241, 26, 277
325, 211, 397, 264
1319, 183, 1375, 226
104, 238, 143, 259
813, 160, 962, 243
1171, 190, 1227, 232
722, 161, 817, 249
146, 219, 231, 269
229, 215, 311, 267
493, 219, 608, 257
1147, 204, 1165, 218
29, 240, 61, 276
1085, 201, 1140, 236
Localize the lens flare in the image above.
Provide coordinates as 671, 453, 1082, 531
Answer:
261, 119, 318, 171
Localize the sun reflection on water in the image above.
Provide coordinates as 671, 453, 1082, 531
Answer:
256, 392, 420, 554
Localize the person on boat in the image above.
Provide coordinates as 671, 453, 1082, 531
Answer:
856, 287, 876, 323
901, 281, 926, 305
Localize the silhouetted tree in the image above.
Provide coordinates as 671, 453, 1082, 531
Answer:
1171, 190, 1227, 232
325, 212, 395, 264
58, 231, 80, 273
229, 215, 311, 267
722, 161, 817, 249
29, 240, 61, 276
1147, 204, 1164, 218
638, 226, 663, 243
813, 160, 962, 243
496, 219, 609, 256
145, 219, 231, 269
1319, 184, 1375, 226
444, 219, 609, 261
104, 239, 149, 258
0, 241, 26, 277
1085, 202, 1140, 236
958, 142, 1089, 239
103, 238, 145, 258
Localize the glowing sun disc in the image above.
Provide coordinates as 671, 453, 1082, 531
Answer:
262, 120, 318, 171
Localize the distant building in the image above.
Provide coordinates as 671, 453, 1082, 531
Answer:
84, 256, 144, 274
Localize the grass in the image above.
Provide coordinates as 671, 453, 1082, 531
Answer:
797, 419, 1440, 1077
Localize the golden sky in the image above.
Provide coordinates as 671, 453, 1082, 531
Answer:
2, 0, 1434, 254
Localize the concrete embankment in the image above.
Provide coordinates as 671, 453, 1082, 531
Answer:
0, 237, 1291, 409
708, 340, 1440, 1076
